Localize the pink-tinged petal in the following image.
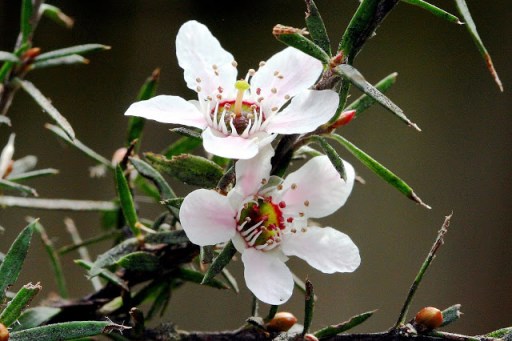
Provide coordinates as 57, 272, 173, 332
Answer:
124, 95, 207, 129
264, 90, 339, 134
179, 189, 237, 246
280, 157, 355, 218
176, 20, 237, 98
234, 144, 274, 198
242, 248, 294, 305
250, 47, 322, 112
202, 128, 262, 159
282, 226, 360, 274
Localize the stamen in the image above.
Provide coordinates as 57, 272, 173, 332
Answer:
248, 230, 263, 246
241, 220, 263, 237
234, 80, 250, 116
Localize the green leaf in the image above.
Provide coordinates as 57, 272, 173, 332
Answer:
7, 168, 59, 182
0, 178, 38, 196
311, 136, 346, 181
145, 153, 224, 188
336, 64, 420, 131
440, 304, 462, 327
39, 4, 74, 28
0, 282, 41, 327
74, 259, 128, 291
0, 220, 36, 301
401, 0, 461, 24
34, 44, 111, 62
161, 198, 184, 210
163, 136, 203, 158
115, 165, 141, 238
273, 25, 330, 64
126, 68, 160, 146
0, 51, 20, 63
9, 321, 127, 341
20, 0, 34, 48
328, 133, 430, 208
116, 251, 159, 272
454, 0, 503, 91
33, 222, 68, 298
176, 268, 229, 290
345, 72, 398, 115
486, 327, 512, 339
0, 196, 118, 211
170, 127, 202, 139
305, 0, 332, 56
32, 55, 88, 70
10, 307, 61, 332
58, 230, 121, 255
201, 241, 237, 285
314, 310, 376, 338
129, 157, 176, 201
302, 279, 315, 336
221, 268, 239, 293
14, 79, 75, 140
45, 124, 113, 169
144, 230, 189, 244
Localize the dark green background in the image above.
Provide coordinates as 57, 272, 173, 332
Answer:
1, 0, 511, 335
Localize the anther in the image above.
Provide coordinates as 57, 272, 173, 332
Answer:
214, 71, 219, 76
273, 71, 279, 76
232, 60, 238, 67
299, 212, 304, 217
261, 178, 267, 185
257, 96, 264, 103
291, 228, 297, 233
207, 96, 213, 101
216, 94, 222, 100
278, 75, 284, 79
301, 228, 307, 233
259, 61, 266, 67
291, 183, 297, 190
287, 217, 294, 223
272, 107, 278, 112
212, 64, 218, 70
284, 95, 290, 100
277, 184, 283, 190
256, 88, 261, 95
248, 69, 256, 76
218, 86, 224, 93
196, 77, 202, 83
271, 87, 277, 94
304, 200, 310, 207
279, 201, 286, 208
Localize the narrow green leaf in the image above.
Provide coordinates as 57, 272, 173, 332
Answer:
145, 153, 224, 188
302, 279, 315, 336
345, 72, 398, 115
144, 230, 188, 244
164, 136, 203, 158
116, 251, 159, 272
0, 51, 20, 63
11, 155, 37, 175
170, 127, 202, 139
20, 0, 33, 47
127, 68, 160, 146
9, 321, 127, 341
10, 307, 61, 332
440, 304, 462, 327
401, 0, 461, 24
146, 282, 172, 319
221, 268, 239, 293
58, 230, 121, 255
454, 0, 503, 91
486, 327, 512, 339
33, 222, 68, 298
39, 4, 74, 28
0, 220, 36, 300
336, 64, 420, 131
311, 135, 346, 181
305, 0, 332, 56
328, 133, 430, 208
314, 310, 376, 338
129, 157, 176, 201
201, 241, 236, 285
292, 273, 317, 300
34, 44, 111, 62
161, 198, 184, 210
0, 282, 41, 327
0, 196, 118, 211
7, 168, 59, 182
14, 79, 75, 139
0, 178, 38, 196
45, 124, 113, 169
75, 260, 128, 291
115, 165, 140, 238
32, 55, 88, 70
273, 25, 330, 64
176, 268, 229, 290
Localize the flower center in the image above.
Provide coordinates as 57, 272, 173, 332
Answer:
237, 197, 285, 250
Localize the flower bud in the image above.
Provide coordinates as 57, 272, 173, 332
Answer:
331, 110, 356, 129
414, 306, 443, 329
266, 311, 298, 332
0, 323, 9, 341
111, 147, 128, 166
304, 334, 319, 341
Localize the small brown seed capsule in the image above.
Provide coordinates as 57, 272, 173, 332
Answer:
266, 311, 298, 332
0, 323, 9, 341
415, 306, 443, 329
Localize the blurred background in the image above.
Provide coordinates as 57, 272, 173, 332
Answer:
1, 0, 511, 335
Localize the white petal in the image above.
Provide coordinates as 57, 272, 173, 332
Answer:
265, 90, 339, 134
282, 226, 360, 274
0, 133, 15, 178
176, 20, 237, 98
280, 156, 355, 218
242, 248, 293, 305
179, 189, 237, 246
233, 144, 274, 198
201, 127, 261, 159
250, 47, 322, 112
124, 95, 207, 129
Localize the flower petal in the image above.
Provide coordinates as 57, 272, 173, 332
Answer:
250, 47, 322, 112
279, 156, 355, 218
124, 95, 207, 129
242, 248, 293, 305
179, 189, 237, 245
282, 226, 360, 274
0, 133, 15, 178
176, 20, 237, 99
233, 144, 274, 198
201, 128, 266, 159
264, 90, 339, 134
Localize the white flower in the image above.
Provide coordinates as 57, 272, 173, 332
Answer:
125, 20, 339, 159
179, 146, 360, 304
